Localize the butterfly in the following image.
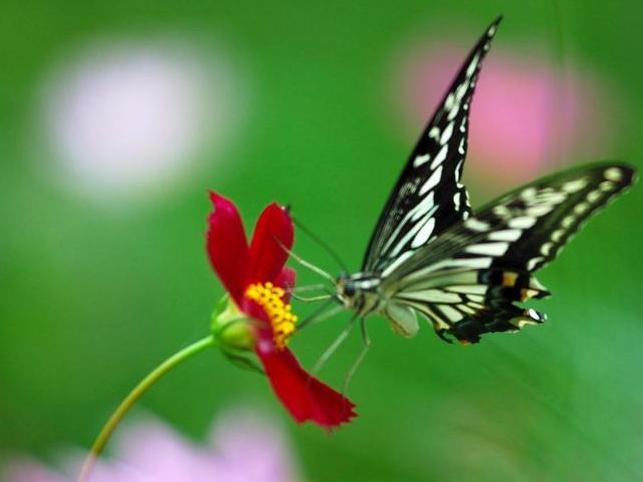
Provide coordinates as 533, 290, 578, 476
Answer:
296, 15, 636, 349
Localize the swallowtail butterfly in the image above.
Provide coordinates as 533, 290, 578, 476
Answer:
328, 16, 636, 344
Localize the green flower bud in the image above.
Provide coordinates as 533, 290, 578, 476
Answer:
211, 295, 255, 351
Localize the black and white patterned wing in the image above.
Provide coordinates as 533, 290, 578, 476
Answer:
362, 16, 502, 274
383, 162, 636, 343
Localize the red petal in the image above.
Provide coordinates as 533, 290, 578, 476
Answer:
247, 203, 293, 286
206, 192, 249, 304
255, 337, 357, 429
274, 267, 296, 303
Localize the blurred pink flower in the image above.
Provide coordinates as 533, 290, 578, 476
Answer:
395, 38, 613, 190
3, 411, 301, 482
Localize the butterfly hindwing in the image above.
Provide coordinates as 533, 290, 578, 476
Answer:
361, 16, 503, 274
383, 162, 636, 343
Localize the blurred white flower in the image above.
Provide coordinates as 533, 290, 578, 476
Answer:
39, 37, 246, 200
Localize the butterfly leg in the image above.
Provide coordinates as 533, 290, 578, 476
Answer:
342, 317, 371, 396
311, 312, 358, 375
288, 283, 328, 293
288, 284, 334, 303
290, 292, 334, 303
287, 284, 330, 302
296, 302, 344, 331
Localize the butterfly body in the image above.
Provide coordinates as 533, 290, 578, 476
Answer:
339, 247, 551, 343
327, 16, 636, 345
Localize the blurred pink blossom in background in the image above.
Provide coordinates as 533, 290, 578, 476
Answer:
395, 36, 614, 192
3, 410, 301, 482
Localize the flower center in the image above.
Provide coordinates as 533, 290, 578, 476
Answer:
245, 282, 298, 350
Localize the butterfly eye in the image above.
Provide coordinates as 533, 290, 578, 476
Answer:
344, 282, 356, 298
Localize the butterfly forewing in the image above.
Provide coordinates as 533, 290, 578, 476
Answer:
383, 163, 636, 343
361, 16, 503, 274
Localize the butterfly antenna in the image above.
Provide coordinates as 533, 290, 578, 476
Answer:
274, 237, 336, 284
290, 214, 349, 273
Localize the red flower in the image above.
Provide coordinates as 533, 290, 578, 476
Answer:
207, 192, 356, 428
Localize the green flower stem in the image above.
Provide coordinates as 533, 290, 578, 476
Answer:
78, 335, 217, 482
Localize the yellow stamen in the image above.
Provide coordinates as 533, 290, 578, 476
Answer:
245, 282, 298, 350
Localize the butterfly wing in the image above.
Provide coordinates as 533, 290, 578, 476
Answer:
362, 16, 502, 274
381, 162, 637, 343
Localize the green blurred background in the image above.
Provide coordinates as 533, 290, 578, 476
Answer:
2, 0, 643, 481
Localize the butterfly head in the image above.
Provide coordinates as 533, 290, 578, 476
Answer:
335, 272, 358, 308
335, 272, 381, 311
